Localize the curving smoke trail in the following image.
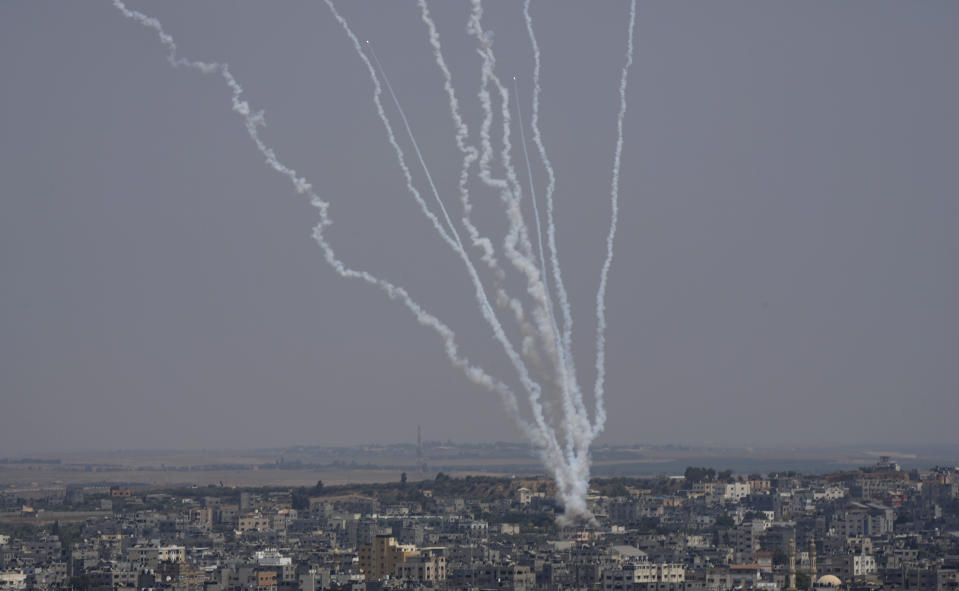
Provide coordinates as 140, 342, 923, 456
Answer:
416, 0, 549, 376
518, 12, 597, 514
415, 0, 489, 271
465, 0, 596, 523
513, 75, 589, 496
466, 3, 565, 423
112, 0, 637, 525
324, 1, 571, 474
512, 75, 592, 454
109, 0, 540, 442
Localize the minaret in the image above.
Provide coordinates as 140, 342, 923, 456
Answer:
787, 538, 798, 591
809, 539, 817, 591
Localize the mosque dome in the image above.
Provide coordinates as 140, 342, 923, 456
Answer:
816, 575, 842, 587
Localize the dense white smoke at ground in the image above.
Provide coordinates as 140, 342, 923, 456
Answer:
113, 0, 636, 525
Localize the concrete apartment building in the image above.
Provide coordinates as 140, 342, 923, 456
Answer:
357, 535, 417, 580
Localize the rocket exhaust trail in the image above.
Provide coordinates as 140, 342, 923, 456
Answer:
326, 1, 568, 471
416, 0, 550, 379
416, 0, 491, 270
517, 3, 596, 514
468, 0, 594, 523
115, 0, 636, 525
467, 6, 556, 386
479, 8, 589, 474
326, 6, 553, 435
111, 0, 540, 442
519, 5, 594, 481
513, 76, 584, 458
468, 1, 558, 380
370, 38, 555, 420
367, 44, 556, 394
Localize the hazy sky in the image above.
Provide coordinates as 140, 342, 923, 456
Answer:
1, 2, 957, 455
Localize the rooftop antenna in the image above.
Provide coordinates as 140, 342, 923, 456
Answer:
417, 426, 425, 473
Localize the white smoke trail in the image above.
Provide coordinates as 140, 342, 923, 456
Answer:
489, 76, 573, 428
483, 10, 592, 471
467, 2, 560, 395
520, 0, 597, 520
467, 7, 556, 400
512, 76, 586, 460
373, 10, 534, 373
593, 0, 638, 436
416, 0, 490, 270
114, 0, 632, 525
467, 0, 596, 523
109, 0, 543, 445
521, 0, 583, 419
368, 37, 557, 427
417, 0, 550, 376
323, 1, 569, 469
470, 16, 585, 447
466, 4, 559, 389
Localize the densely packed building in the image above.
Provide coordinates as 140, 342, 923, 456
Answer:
1, 459, 958, 590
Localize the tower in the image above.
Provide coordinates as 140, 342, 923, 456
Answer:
787, 538, 797, 591
417, 426, 425, 473
809, 538, 817, 591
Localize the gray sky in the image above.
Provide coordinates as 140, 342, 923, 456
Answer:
1, 2, 957, 455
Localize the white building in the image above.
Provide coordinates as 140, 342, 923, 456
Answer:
0, 571, 27, 591
851, 554, 877, 577
723, 483, 751, 502
603, 561, 686, 591
255, 548, 292, 566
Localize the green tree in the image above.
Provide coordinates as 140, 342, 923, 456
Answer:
684, 467, 717, 483
291, 490, 309, 511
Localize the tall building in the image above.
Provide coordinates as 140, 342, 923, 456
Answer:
357, 535, 417, 580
